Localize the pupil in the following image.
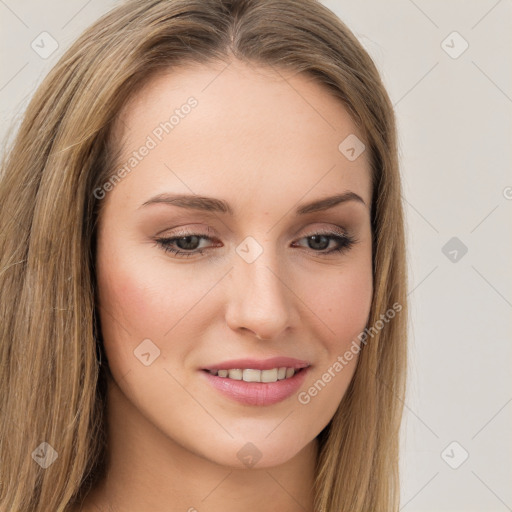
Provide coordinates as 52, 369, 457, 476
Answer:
309, 235, 329, 250
177, 235, 199, 250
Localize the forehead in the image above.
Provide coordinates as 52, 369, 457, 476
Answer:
108, 59, 372, 211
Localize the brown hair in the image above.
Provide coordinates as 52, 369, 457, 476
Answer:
0, 1, 407, 510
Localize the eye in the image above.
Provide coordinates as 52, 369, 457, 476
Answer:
292, 232, 357, 254
155, 232, 216, 258
154, 229, 357, 258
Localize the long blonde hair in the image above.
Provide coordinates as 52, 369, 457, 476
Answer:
0, 1, 407, 510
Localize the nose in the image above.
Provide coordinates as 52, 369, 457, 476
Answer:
225, 252, 295, 341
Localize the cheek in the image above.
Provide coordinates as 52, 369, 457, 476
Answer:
302, 255, 373, 351
293, 254, 372, 427
95, 242, 216, 371
96, 255, 161, 338
95, 240, 172, 373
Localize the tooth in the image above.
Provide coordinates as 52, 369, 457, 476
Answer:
285, 368, 295, 378
228, 369, 243, 380
242, 369, 261, 382
261, 368, 278, 383
214, 367, 298, 381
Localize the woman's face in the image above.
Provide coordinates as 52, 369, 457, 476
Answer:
95, 59, 373, 469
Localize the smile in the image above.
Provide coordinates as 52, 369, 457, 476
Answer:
201, 366, 310, 406
205, 367, 300, 383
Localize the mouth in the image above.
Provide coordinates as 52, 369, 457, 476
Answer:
200, 362, 311, 406
202, 366, 306, 383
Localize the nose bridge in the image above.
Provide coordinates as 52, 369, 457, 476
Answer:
226, 235, 293, 338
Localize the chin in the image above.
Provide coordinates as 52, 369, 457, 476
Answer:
195, 433, 313, 470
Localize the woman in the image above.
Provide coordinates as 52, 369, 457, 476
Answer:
0, 1, 407, 511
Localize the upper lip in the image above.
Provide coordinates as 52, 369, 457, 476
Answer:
202, 357, 311, 371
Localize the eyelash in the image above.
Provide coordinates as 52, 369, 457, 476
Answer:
154, 228, 357, 259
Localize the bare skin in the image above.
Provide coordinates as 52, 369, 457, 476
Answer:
76, 58, 373, 512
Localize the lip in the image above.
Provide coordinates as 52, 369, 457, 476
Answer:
200, 365, 311, 406
201, 357, 310, 371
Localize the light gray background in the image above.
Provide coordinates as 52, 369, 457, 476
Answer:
1, 1, 511, 510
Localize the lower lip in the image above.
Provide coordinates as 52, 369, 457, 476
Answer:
200, 367, 310, 406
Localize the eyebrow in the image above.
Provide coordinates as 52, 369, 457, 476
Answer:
139, 191, 367, 215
